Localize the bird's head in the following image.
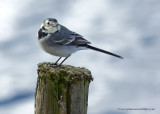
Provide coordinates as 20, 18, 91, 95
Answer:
41, 18, 61, 33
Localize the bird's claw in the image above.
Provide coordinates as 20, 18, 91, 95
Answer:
50, 64, 65, 69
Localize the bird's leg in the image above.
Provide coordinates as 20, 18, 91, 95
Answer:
54, 57, 62, 65
57, 54, 71, 67
58, 54, 71, 66
51, 55, 71, 68
50, 57, 62, 67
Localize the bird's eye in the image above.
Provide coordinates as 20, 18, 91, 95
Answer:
47, 22, 50, 25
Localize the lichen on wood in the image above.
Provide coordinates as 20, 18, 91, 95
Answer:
35, 62, 93, 114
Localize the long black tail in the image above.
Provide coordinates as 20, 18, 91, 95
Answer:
86, 45, 123, 59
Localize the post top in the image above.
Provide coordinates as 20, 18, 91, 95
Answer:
37, 62, 93, 83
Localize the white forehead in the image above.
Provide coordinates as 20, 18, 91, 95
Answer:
45, 19, 49, 23
40, 19, 49, 27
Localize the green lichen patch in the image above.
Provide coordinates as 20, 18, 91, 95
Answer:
37, 62, 93, 83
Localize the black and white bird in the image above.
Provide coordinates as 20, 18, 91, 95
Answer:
37, 18, 123, 67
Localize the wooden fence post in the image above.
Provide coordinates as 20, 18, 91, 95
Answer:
35, 62, 93, 114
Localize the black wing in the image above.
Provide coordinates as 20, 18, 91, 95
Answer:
55, 31, 91, 46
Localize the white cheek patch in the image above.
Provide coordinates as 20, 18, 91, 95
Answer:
41, 22, 61, 33
48, 27, 58, 33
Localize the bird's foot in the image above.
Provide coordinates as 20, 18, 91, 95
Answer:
50, 63, 58, 66
51, 65, 59, 68
50, 64, 65, 69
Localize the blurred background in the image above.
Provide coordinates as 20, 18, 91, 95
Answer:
0, 0, 160, 114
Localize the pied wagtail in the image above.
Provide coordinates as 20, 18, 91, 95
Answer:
37, 18, 123, 67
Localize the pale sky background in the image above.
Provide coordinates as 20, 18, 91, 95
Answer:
0, 0, 160, 114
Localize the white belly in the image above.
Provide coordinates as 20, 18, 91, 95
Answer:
38, 38, 79, 57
